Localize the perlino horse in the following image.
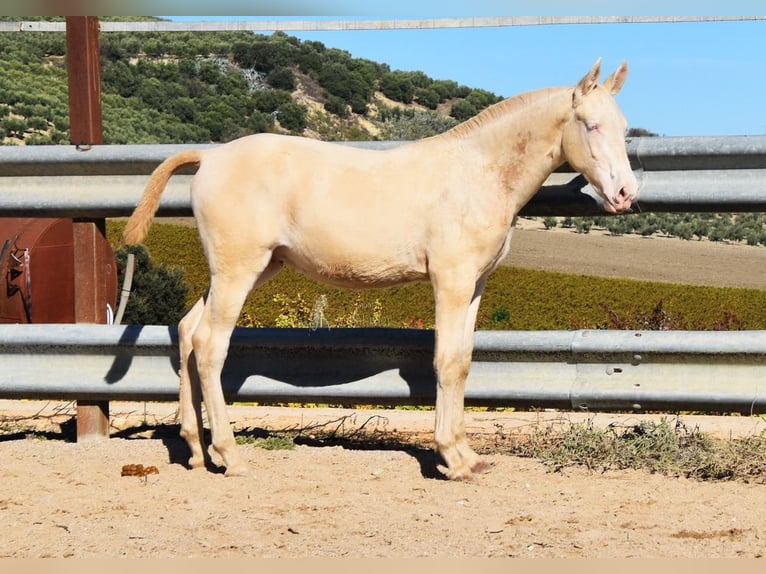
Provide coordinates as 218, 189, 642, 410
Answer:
123, 58, 638, 480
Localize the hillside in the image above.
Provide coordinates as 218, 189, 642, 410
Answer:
0, 16, 499, 145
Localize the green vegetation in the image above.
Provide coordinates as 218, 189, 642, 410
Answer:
235, 433, 296, 450
0, 16, 499, 145
549, 213, 766, 245
515, 418, 766, 483
114, 244, 189, 325
106, 221, 766, 330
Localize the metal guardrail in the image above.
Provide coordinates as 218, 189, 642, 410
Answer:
2, 136, 766, 218
1, 136, 766, 416
0, 325, 764, 414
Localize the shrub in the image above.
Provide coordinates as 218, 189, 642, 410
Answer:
449, 99, 477, 122
114, 244, 189, 325
542, 217, 558, 230
266, 66, 296, 91
1, 116, 27, 138
277, 101, 307, 132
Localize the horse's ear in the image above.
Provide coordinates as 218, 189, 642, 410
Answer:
574, 58, 602, 106
602, 61, 628, 95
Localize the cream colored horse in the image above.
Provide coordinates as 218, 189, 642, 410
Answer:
123, 58, 638, 480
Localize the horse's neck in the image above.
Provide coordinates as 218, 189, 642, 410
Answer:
456, 88, 571, 197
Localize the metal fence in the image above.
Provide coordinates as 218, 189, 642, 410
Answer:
2, 135, 766, 218
0, 325, 764, 414
1, 136, 766, 414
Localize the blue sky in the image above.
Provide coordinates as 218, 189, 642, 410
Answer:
158, 7, 766, 137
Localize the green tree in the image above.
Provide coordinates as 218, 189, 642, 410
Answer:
266, 66, 296, 91
449, 99, 477, 122
114, 244, 189, 325
1, 116, 27, 138
379, 71, 415, 103
415, 88, 439, 110
277, 101, 307, 132
627, 127, 659, 137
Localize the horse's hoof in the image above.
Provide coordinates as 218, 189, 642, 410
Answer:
438, 464, 474, 481
224, 465, 252, 478
471, 459, 494, 474
187, 456, 206, 470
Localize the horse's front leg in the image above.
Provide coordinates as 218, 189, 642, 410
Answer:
432, 276, 491, 480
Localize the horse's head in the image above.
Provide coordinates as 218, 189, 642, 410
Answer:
562, 59, 639, 214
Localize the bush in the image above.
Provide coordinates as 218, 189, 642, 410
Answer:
114, 244, 189, 325
277, 101, 307, 132
414, 88, 439, 110
379, 71, 415, 103
542, 217, 558, 230
1, 116, 27, 138
323, 94, 349, 117
266, 67, 296, 91
449, 99, 477, 122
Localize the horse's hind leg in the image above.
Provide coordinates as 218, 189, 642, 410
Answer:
177, 296, 207, 469
192, 253, 283, 477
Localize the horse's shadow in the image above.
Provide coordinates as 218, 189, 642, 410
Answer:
112, 421, 447, 480
97, 324, 450, 478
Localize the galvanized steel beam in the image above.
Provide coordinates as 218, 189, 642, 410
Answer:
2, 136, 766, 218
0, 325, 764, 414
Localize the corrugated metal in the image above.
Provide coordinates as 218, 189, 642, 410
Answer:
0, 325, 764, 414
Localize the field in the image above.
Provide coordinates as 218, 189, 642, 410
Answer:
507, 217, 766, 290
2, 220, 766, 558
107, 218, 766, 330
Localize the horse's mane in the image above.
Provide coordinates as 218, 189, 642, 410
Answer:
439, 86, 567, 140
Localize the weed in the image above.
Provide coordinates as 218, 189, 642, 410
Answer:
235, 434, 296, 450
517, 417, 766, 483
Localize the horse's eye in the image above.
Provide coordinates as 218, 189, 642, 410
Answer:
586, 123, 600, 133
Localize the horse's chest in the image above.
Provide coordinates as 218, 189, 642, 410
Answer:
477, 227, 514, 278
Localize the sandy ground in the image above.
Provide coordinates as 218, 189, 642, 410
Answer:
2, 224, 766, 558
1, 401, 766, 558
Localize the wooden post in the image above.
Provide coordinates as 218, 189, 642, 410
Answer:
66, 16, 110, 441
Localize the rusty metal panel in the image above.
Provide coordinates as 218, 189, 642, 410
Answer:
0, 218, 116, 325
73, 220, 117, 324
66, 17, 103, 147
0, 218, 76, 323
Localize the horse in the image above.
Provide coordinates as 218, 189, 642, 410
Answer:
123, 58, 638, 480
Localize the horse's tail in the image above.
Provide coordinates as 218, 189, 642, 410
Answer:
122, 149, 202, 245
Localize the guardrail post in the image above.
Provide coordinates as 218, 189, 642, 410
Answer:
66, 16, 111, 441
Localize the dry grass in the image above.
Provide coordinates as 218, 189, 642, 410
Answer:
504, 416, 766, 483
228, 412, 766, 485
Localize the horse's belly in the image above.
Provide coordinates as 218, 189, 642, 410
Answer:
276, 246, 428, 289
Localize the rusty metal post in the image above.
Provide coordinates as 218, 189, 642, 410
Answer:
66, 17, 111, 441
66, 16, 103, 148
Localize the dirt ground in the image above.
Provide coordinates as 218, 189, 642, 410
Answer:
1, 400, 766, 559
2, 226, 766, 559
505, 218, 766, 290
